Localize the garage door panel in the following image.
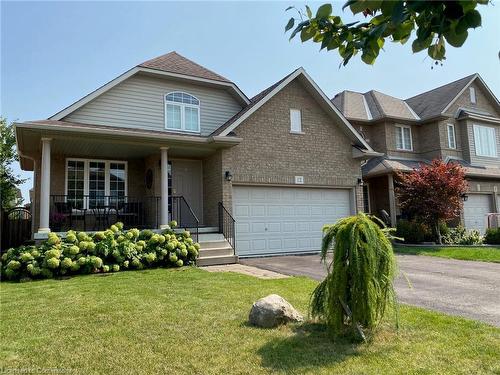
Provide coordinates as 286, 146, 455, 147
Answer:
464, 194, 492, 234
234, 186, 351, 256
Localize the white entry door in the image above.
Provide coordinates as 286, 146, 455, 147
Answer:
463, 194, 493, 234
233, 186, 352, 257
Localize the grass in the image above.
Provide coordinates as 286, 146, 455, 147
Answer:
1, 268, 499, 375
394, 245, 500, 263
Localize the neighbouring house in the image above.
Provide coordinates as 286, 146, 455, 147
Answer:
15, 51, 378, 262
332, 74, 500, 234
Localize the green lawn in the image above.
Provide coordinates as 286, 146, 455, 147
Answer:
394, 245, 500, 263
1, 268, 499, 375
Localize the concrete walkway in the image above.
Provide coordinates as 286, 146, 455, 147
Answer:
241, 254, 500, 327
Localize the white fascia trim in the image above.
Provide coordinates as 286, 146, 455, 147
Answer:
16, 121, 242, 146
441, 74, 479, 115
362, 95, 373, 120
300, 69, 373, 150
50, 67, 250, 121
50, 67, 140, 120
404, 101, 420, 120
219, 69, 303, 137
17, 121, 208, 143
219, 68, 373, 151
139, 67, 250, 105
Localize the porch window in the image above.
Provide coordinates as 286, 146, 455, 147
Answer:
67, 160, 85, 209
165, 92, 200, 133
65, 159, 128, 208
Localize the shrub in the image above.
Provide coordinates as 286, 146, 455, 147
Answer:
396, 219, 432, 244
442, 225, 483, 245
310, 214, 397, 340
484, 228, 500, 245
0, 222, 200, 282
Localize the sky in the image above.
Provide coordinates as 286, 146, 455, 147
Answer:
2, 1, 500, 201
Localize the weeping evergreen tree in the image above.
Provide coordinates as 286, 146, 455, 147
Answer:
310, 213, 398, 340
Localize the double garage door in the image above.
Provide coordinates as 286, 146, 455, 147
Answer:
463, 194, 494, 234
233, 186, 352, 257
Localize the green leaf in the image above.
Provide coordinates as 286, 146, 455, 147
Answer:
285, 6, 294, 11
428, 43, 446, 60
444, 29, 468, 47
350, 0, 368, 14
361, 51, 377, 65
300, 26, 316, 42
391, 1, 406, 24
455, 17, 468, 35
305, 5, 312, 18
342, 0, 357, 11
327, 38, 340, 50
316, 4, 332, 18
464, 9, 482, 28
289, 20, 310, 40
412, 36, 432, 53
285, 17, 295, 32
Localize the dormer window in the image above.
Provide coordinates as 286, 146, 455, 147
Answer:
469, 87, 476, 104
165, 92, 200, 132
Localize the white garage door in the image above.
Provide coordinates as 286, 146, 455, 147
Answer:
463, 194, 492, 234
233, 186, 351, 257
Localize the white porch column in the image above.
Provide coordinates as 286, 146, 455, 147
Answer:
38, 138, 52, 233
159, 147, 169, 229
387, 174, 397, 227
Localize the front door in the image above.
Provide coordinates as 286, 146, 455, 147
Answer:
171, 160, 203, 224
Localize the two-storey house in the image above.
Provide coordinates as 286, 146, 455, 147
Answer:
333, 74, 500, 233
15, 52, 377, 262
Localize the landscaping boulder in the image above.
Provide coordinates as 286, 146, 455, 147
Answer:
248, 294, 303, 328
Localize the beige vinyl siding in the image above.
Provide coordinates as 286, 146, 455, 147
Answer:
467, 121, 500, 167
64, 73, 243, 136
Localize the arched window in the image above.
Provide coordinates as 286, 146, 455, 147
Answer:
165, 92, 200, 132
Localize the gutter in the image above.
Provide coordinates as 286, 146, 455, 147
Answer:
15, 121, 242, 146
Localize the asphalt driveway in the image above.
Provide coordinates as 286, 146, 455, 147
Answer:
241, 254, 500, 327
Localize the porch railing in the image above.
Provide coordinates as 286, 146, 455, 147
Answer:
171, 196, 199, 243
49, 195, 160, 232
218, 202, 235, 252
49, 195, 199, 240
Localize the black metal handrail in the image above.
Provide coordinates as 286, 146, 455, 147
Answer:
218, 202, 235, 252
171, 196, 199, 243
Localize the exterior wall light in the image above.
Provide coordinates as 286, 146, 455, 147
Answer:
357, 178, 364, 186
225, 171, 233, 182
461, 193, 468, 202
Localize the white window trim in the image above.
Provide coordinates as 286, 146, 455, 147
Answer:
289, 108, 304, 134
469, 87, 477, 104
164, 92, 201, 133
64, 158, 128, 208
395, 125, 413, 151
447, 123, 456, 149
473, 124, 497, 158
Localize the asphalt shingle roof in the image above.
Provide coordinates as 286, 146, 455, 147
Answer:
139, 51, 231, 83
405, 74, 476, 119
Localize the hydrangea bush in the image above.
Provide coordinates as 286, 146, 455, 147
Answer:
0, 221, 200, 282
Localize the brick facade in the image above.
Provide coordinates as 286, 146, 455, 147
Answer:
222, 79, 363, 214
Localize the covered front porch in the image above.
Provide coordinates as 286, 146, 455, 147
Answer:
15, 120, 239, 238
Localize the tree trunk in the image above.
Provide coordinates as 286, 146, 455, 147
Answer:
435, 220, 442, 245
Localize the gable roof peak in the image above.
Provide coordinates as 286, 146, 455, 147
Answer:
138, 51, 232, 83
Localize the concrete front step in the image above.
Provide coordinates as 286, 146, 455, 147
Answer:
197, 255, 239, 266
198, 233, 225, 242
199, 247, 234, 257
199, 240, 232, 249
